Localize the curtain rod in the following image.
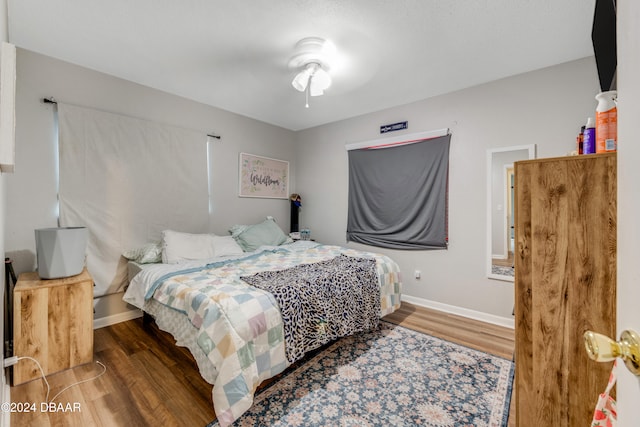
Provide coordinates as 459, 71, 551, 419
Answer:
345, 128, 449, 151
42, 97, 222, 140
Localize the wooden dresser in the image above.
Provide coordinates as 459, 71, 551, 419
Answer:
514, 153, 616, 426
13, 268, 94, 385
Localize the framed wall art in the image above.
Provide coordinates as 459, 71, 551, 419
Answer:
239, 152, 289, 199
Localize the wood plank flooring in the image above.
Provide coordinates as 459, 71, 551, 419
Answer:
9, 302, 515, 426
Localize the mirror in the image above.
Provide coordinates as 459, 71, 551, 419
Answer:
486, 144, 536, 281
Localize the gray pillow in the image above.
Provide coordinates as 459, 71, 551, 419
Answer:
231, 218, 288, 252
122, 241, 162, 264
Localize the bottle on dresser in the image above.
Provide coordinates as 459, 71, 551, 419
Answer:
583, 117, 596, 155
595, 90, 617, 153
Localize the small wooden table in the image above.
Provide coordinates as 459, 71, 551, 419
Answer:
12, 268, 94, 385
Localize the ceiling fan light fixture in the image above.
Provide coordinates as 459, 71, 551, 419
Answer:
292, 62, 332, 95
289, 37, 336, 107
292, 65, 313, 92
309, 67, 331, 96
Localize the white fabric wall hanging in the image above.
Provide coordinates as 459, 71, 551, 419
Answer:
57, 103, 209, 296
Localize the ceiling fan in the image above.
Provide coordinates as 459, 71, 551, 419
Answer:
289, 37, 337, 108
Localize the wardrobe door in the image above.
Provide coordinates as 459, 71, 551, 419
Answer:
514, 153, 616, 426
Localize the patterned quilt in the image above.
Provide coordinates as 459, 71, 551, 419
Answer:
132, 243, 402, 427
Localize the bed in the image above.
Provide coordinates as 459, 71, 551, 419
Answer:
123, 238, 402, 426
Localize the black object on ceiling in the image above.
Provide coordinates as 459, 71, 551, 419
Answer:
592, 0, 617, 92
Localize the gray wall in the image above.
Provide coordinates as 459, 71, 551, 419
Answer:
295, 57, 600, 322
6, 50, 601, 326
7, 49, 297, 322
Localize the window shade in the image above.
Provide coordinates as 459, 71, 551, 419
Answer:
346, 134, 450, 250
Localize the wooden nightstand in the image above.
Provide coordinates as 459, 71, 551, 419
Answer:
12, 268, 94, 385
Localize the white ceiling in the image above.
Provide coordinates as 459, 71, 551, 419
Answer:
7, 0, 596, 131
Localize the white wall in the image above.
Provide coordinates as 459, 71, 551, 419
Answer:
7, 49, 297, 323
615, 1, 640, 424
295, 57, 600, 322
0, 0, 8, 424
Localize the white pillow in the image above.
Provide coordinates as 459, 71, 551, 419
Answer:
161, 230, 216, 264
213, 236, 245, 257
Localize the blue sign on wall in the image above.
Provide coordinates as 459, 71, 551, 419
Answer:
380, 121, 408, 134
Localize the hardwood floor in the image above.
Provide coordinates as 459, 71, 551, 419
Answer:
9, 302, 515, 426
493, 251, 515, 268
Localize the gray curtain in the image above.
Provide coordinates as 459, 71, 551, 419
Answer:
347, 134, 450, 249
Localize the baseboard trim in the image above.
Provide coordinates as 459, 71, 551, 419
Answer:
93, 309, 143, 330
401, 294, 515, 329
90, 296, 515, 330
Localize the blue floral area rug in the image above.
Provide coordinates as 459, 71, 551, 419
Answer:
208, 321, 514, 427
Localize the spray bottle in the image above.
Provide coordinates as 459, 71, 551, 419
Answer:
583, 117, 596, 154
595, 90, 617, 153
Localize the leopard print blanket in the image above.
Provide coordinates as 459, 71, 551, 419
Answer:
241, 254, 380, 363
